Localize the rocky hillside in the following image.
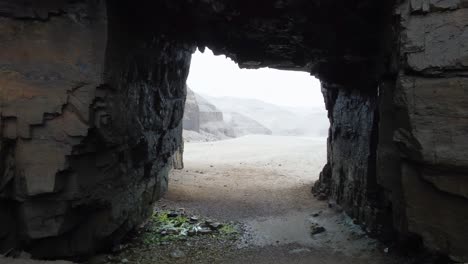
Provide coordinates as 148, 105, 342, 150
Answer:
203, 95, 328, 137
182, 87, 272, 141
224, 112, 272, 137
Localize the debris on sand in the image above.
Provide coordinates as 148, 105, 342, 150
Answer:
142, 209, 239, 245
310, 223, 326, 235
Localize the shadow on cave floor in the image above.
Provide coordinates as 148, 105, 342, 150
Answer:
108, 135, 411, 264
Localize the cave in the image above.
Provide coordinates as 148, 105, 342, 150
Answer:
0, 0, 467, 262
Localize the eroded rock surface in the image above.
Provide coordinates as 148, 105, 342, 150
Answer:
315, 0, 468, 261
0, 0, 191, 258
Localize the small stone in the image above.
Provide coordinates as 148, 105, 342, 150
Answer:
278, 164, 282, 166
384, 247, 389, 253
199, 228, 212, 234
209, 222, 223, 230
310, 223, 326, 235
210, 165, 214, 167
170, 249, 186, 259
312, 211, 322, 217
168, 211, 179, 217
121, 258, 129, 263
166, 228, 178, 235
190, 216, 199, 222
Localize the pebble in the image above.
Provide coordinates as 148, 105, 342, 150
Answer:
209, 222, 223, 230
199, 228, 213, 234
310, 223, 326, 235
311, 211, 322, 217
168, 211, 179, 217
121, 258, 129, 263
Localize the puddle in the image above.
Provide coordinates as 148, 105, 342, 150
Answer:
240, 209, 380, 257
242, 211, 315, 246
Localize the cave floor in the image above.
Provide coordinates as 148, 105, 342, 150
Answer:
105, 136, 411, 264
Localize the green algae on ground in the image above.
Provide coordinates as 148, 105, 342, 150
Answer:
142, 210, 240, 245
219, 224, 238, 235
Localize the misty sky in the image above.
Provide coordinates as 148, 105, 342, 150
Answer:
187, 48, 324, 109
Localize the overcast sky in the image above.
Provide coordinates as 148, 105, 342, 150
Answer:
187, 48, 324, 109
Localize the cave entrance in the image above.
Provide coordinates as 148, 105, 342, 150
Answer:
169, 47, 329, 215
150, 47, 364, 262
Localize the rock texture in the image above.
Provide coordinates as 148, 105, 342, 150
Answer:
183, 89, 272, 139
202, 95, 328, 137
315, 0, 468, 261
195, 94, 226, 131
182, 87, 200, 133
0, 0, 467, 261
0, 0, 191, 258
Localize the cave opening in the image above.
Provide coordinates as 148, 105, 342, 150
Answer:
150, 47, 384, 262
171, 46, 329, 204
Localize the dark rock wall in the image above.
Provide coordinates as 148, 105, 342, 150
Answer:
393, 1, 468, 260
0, 0, 192, 258
316, 84, 384, 233
316, 0, 468, 261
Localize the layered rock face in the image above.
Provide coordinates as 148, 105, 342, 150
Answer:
195, 94, 225, 127
183, 88, 272, 139
0, 0, 467, 261
315, 1, 468, 261
389, 2, 468, 260
0, 0, 191, 258
182, 88, 200, 132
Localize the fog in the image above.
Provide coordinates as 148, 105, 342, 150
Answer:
188, 48, 324, 110
184, 48, 329, 140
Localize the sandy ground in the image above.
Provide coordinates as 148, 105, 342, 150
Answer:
161, 135, 409, 264
3, 135, 412, 264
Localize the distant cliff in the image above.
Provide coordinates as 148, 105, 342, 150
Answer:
182, 87, 272, 141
